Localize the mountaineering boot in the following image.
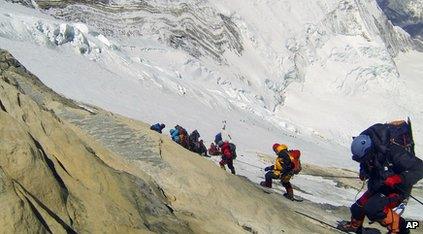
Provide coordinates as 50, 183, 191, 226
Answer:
283, 193, 294, 200
281, 182, 294, 200
220, 164, 225, 170
337, 218, 364, 233
380, 209, 403, 234
230, 168, 236, 175
260, 181, 272, 188
398, 217, 410, 234
283, 186, 294, 200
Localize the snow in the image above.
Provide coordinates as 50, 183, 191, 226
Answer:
0, 0, 422, 220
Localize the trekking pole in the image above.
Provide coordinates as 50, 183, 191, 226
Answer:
396, 186, 423, 206
408, 193, 423, 206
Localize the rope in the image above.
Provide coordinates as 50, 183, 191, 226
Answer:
304, 174, 358, 179
349, 181, 423, 208
236, 160, 263, 170
354, 180, 366, 201
294, 211, 348, 233
236, 160, 360, 179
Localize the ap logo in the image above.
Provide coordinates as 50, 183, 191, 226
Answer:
406, 221, 420, 229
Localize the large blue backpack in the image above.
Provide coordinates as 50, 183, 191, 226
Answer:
214, 133, 222, 144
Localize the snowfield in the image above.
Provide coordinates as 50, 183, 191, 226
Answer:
0, 0, 422, 219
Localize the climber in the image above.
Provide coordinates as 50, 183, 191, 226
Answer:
170, 125, 189, 148
260, 144, 302, 200
338, 121, 423, 233
150, 123, 165, 133
218, 140, 236, 174
208, 142, 220, 156
170, 128, 180, 143
197, 140, 208, 157
188, 130, 201, 151
176, 125, 189, 149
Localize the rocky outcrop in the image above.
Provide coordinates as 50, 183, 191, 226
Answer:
0, 49, 191, 233
377, 0, 423, 40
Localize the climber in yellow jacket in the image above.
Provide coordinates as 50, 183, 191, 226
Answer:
260, 144, 302, 200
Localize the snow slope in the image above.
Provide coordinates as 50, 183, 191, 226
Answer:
0, 0, 422, 219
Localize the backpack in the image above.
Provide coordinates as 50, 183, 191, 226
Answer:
151, 123, 165, 133
229, 143, 237, 159
189, 130, 200, 143
386, 118, 415, 156
174, 125, 188, 148
288, 150, 301, 174
208, 143, 220, 156
176, 126, 188, 137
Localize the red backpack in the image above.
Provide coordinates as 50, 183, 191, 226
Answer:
288, 150, 302, 174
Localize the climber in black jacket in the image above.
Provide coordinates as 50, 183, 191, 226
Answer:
339, 122, 423, 234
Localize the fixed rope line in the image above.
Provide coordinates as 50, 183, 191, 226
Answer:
236, 160, 359, 179
236, 159, 264, 170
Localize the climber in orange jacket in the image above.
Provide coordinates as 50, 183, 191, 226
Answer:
260, 144, 302, 200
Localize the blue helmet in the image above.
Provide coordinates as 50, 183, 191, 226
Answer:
351, 134, 373, 162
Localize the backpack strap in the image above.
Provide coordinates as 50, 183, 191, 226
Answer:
390, 138, 413, 149
407, 117, 415, 156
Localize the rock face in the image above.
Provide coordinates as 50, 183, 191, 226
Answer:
0, 49, 191, 233
377, 0, 423, 40
0, 50, 349, 233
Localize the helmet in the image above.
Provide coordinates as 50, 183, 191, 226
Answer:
351, 134, 373, 161
273, 143, 288, 153
218, 140, 224, 147
160, 123, 165, 128
272, 143, 280, 152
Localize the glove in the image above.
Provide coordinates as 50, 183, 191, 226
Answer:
264, 166, 273, 171
384, 175, 402, 188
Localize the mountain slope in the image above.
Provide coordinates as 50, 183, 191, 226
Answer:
0, 49, 192, 233
1, 48, 354, 233
1, 0, 422, 222
1, 0, 422, 151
